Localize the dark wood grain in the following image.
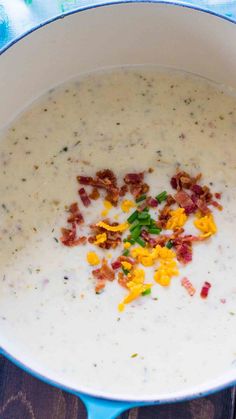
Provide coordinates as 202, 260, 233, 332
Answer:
0, 355, 235, 419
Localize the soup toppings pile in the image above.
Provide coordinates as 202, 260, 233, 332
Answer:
60, 169, 222, 311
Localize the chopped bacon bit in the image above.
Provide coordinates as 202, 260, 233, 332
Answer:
95, 280, 106, 293
141, 229, 151, 243
118, 255, 136, 265
60, 223, 86, 247
124, 172, 149, 198
181, 277, 196, 296
195, 198, 210, 215
200, 185, 212, 203
170, 171, 201, 191
170, 176, 177, 189
158, 203, 172, 228
78, 169, 119, 205
111, 260, 122, 270
118, 272, 129, 288
96, 169, 117, 186
124, 172, 144, 184
175, 242, 192, 264
191, 184, 203, 195
215, 192, 221, 199
166, 194, 176, 206
137, 201, 148, 212
78, 187, 91, 207
151, 236, 167, 247
200, 281, 211, 299
175, 190, 196, 215
119, 184, 128, 197
89, 219, 122, 249
92, 259, 115, 293
211, 200, 223, 211
148, 237, 159, 247
130, 184, 149, 198
146, 197, 158, 207
174, 234, 204, 244
77, 175, 94, 185
67, 202, 84, 224
89, 187, 100, 200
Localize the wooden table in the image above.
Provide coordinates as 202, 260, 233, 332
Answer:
0, 356, 235, 419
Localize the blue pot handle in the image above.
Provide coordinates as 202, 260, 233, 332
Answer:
78, 393, 148, 419
0, 0, 236, 53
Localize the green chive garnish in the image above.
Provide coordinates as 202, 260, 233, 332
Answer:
135, 237, 146, 247
138, 219, 151, 226
131, 226, 141, 240
142, 288, 151, 296
135, 194, 146, 203
138, 211, 150, 220
123, 249, 129, 256
129, 219, 140, 231
127, 210, 139, 224
122, 267, 130, 275
148, 227, 161, 235
156, 191, 167, 203
166, 240, 173, 249
129, 238, 136, 244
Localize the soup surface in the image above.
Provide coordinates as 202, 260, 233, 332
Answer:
0, 68, 236, 399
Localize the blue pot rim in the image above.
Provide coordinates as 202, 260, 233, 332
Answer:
0, 0, 236, 56
0, 0, 236, 407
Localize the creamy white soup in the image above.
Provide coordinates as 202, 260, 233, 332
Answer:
0, 68, 236, 399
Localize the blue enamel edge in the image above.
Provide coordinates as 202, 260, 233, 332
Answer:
0, 0, 236, 55
1, 1, 236, 417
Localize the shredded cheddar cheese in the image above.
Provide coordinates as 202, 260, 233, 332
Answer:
154, 260, 179, 286
124, 241, 131, 249
141, 255, 154, 267
87, 251, 100, 266
94, 232, 107, 245
101, 200, 113, 216
121, 261, 132, 271
96, 221, 129, 232
166, 208, 187, 230
194, 213, 217, 238
121, 200, 135, 213
151, 245, 176, 260
131, 247, 150, 262
118, 268, 152, 310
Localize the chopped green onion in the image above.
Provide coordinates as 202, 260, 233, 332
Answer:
135, 237, 146, 247
122, 267, 130, 275
129, 238, 136, 245
123, 249, 129, 256
130, 225, 141, 240
135, 194, 146, 203
142, 288, 151, 296
166, 240, 173, 249
148, 227, 161, 235
129, 219, 140, 231
127, 210, 139, 224
138, 211, 150, 220
139, 219, 151, 226
156, 191, 167, 203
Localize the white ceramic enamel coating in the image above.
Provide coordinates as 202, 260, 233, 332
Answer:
1, 3, 236, 417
